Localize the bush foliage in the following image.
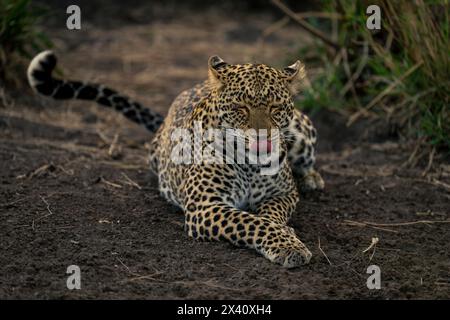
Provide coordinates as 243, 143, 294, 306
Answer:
0, 0, 51, 87
296, 0, 449, 152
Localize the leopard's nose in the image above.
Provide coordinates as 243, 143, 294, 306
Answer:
250, 139, 272, 153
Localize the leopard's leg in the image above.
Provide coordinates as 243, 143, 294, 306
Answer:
257, 191, 299, 226
183, 168, 311, 268
185, 201, 311, 267
147, 129, 162, 175
286, 109, 324, 191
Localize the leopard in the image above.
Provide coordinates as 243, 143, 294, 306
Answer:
27, 51, 324, 268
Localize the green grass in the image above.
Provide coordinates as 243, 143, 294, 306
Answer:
295, 0, 450, 153
0, 0, 52, 87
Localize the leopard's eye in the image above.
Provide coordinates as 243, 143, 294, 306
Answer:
235, 105, 249, 116
270, 106, 283, 115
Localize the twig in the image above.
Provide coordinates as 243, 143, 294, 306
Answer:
120, 172, 142, 190
421, 147, 436, 177
118, 255, 237, 290
16, 162, 74, 179
17, 163, 52, 179
116, 257, 166, 283
341, 48, 362, 108
362, 237, 379, 262
318, 237, 333, 265
271, 0, 340, 50
169, 279, 243, 292
97, 160, 148, 170
223, 263, 240, 272
347, 61, 424, 126
40, 195, 54, 216
295, 12, 343, 20
428, 178, 450, 192
344, 219, 450, 228
56, 165, 74, 176
108, 133, 120, 157
100, 177, 122, 189
340, 41, 369, 97
116, 257, 140, 277
32, 196, 55, 230
342, 220, 398, 233
96, 130, 122, 159
435, 279, 450, 286
1, 195, 34, 208
128, 272, 165, 282
169, 220, 184, 228
117, 258, 239, 291
96, 130, 111, 145
400, 137, 426, 169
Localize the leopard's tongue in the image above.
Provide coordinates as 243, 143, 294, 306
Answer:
250, 140, 272, 153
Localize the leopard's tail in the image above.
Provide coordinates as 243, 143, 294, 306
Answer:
27, 50, 164, 132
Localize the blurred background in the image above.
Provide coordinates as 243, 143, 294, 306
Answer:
1, 0, 448, 154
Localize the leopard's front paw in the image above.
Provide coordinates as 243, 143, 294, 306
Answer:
276, 245, 312, 268
260, 226, 312, 268
300, 170, 325, 192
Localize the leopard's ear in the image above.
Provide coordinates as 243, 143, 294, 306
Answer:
208, 55, 228, 89
283, 60, 307, 95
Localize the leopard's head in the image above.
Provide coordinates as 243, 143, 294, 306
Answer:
207, 55, 307, 160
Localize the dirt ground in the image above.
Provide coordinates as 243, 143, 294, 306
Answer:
1, 2, 449, 299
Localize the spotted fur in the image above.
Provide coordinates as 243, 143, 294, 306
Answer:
28, 51, 324, 268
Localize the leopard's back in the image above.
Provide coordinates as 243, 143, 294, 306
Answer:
149, 82, 211, 206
